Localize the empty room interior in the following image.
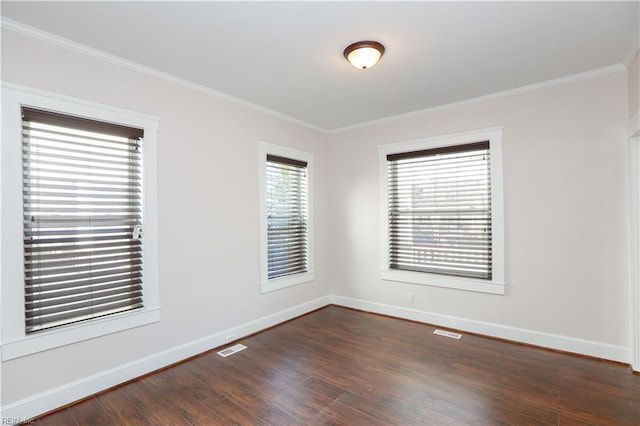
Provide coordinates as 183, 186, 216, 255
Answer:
1, 1, 640, 424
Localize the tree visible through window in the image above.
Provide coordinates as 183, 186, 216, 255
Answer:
266, 154, 309, 280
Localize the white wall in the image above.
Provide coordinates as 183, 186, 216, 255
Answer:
629, 51, 639, 118
328, 70, 631, 353
0, 28, 330, 408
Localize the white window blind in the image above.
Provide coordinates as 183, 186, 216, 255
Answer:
266, 154, 308, 280
22, 107, 145, 333
387, 141, 492, 280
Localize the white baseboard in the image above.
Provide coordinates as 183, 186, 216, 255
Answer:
331, 295, 632, 364
1, 295, 331, 423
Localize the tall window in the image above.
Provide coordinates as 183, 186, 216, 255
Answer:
266, 155, 309, 279
2, 84, 159, 360
258, 143, 314, 293
22, 107, 145, 333
379, 128, 504, 294
387, 142, 492, 280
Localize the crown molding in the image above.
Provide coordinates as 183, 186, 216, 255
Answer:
330, 64, 625, 134
0, 18, 328, 134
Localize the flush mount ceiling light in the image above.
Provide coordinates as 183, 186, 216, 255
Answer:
343, 40, 385, 70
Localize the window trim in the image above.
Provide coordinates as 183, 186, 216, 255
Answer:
379, 127, 505, 295
1, 82, 160, 360
258, 142, 314, 293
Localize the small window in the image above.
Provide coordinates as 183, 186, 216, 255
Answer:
259, 143, 314, 293
22, 107, 145, 333
379, 128, 505, 294
266, 154, 309, 279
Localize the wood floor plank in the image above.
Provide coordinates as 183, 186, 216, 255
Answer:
35, 305, 640, 425
558, 410, 639, 426
310, 397, 389, 425
34, 407, 79, 426
558, 384, 640, 425
67, 397, 117, 425
139, 373, 226, 424
488, 393, 558, 425
189, 354, 299, 424
96, 387, 152, 425
119, 380, 192, 426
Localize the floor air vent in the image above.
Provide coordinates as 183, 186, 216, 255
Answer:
217, 343, 247, 357
433, 329, 462, 339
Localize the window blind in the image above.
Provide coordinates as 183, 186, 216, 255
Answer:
387, 141, 492, 280
22, 107, 144, 333
266, 154, 308, 280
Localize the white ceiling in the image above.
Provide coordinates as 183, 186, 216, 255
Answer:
2, 1, 639, 131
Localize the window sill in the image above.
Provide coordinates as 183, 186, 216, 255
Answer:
381, 269, 505, 295
261, 271, 315, 294
1, 307, 161, 361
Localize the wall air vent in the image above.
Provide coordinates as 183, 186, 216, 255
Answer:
217, 343, 247, 357
433, 329, 462, 339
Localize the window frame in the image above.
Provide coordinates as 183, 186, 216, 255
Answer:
379, 127, 505, 295
258, 142, 314, 293
1, 82, 160, 360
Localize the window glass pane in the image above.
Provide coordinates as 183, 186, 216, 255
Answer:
387, 142, 492, 279
22, 108, 144, 333
266, 155, 308, 280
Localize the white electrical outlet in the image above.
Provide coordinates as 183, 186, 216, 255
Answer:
407, 291, 414, 303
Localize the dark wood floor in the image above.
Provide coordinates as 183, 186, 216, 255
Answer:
37, 306, 639, 425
